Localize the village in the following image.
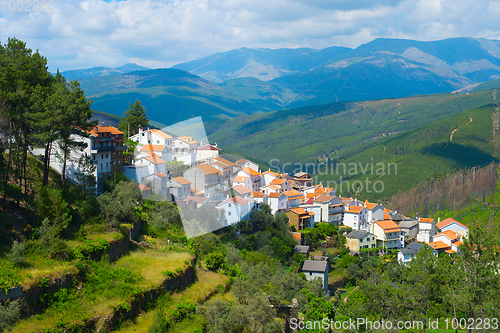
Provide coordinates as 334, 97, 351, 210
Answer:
41, 124, 470, 293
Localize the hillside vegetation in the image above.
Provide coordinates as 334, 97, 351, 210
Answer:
318, 103, 499, 201
207, 89, 495, 166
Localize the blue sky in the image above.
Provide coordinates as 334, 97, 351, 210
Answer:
1, 0, 499, 71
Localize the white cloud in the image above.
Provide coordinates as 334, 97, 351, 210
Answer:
0, 0, 499, 71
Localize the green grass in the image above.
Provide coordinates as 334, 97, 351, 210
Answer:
114, 269, 228, 332
12, 250, 193, 333
0, 255, 77, 291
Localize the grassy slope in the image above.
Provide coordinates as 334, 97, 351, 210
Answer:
207, 90, 495, 166
319, 104, 498, 201
12, 250, 192, 333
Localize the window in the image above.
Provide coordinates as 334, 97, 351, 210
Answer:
228, 203, 231, 207
157, 140, 159, 144
106, 154, 108, 158
142, 133, 145, 136
309, 272, 312, 276
101, 154, 103, 159
228, 212, 231, 216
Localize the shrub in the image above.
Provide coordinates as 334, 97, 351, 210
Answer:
205, 251, 226, 272
0, 300, 21, 332
8, 241, 25, 267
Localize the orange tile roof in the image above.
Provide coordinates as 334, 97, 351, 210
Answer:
316, 187, 334, 193
444, 249, 456, 254
138, 184, 151, 191
197, 144, 220, 151
141, 144, 166, 152
436, 217, 468, 230
220, 196, 248, 206
154, 172, 168, 178
283, 190, 302, 198
418, 217, 434, 223
428, 241, 450, 250
139, 155, 166, 165
151, 129, 173, 139
314, 195, 336, 203
190, 188, 204, 195
172, 176, 191, 185
434, 230, 461, 240
88, 126, 124, 136
346, 205, 364, 214
252, 191, 266, 198
233, 185, 252, 195
365, 201, 379, 210
383, 208, 392, 220
268, 192, 284, 198
374, 220, 401, 232
177, 136, 197, 143
271, 178, 286, 185
290, 207, 306, 215
263, 170, 279, 177
233, 176, 248, 183
196, 164, 221, 175
241, 167, 260, 177
452, 240, 463, 247
185, 196, 209, 205
215, 157, 234, 166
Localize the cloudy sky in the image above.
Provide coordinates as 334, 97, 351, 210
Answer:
1, 0, 499, 71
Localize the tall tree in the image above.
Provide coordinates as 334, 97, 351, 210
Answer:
118, 99, 148, 138
0, 38, 52, 203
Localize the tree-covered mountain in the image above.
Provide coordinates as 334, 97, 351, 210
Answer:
61, 63, 151, 80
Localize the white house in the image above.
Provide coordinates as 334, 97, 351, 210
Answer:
49, 126, 126, 194
140, 144, 172, 162
371, 220, 405, 249
135, 155, 166, 176
433, 230, 463, 254
237, 167, 261, 191
397, 243, 437, 264
232, 176, 252, 189
364, 201, 385, 224
302, 260, 329, 292
251, 191, 268, 209
196, 143, 220, 164
343, 205, 367, 230
270, 178, 292, 192
169, 176, 192, 201
123, 164, 149, 184
130, 128, 173, 146
231, 185, 252, 199
183, 164, 223, 201
260, 170, 280, 186
436, 218, 469, 239
283, 190, 303, 208
416, 217, 436, 243
217, 196, 251, 226
309, 195, 343, 224
268, 192, 287, 214
236, 159, 260, 173
144, 172, 169, 198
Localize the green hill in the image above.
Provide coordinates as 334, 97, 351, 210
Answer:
316, 104, 499, 201
207, 89, 495, 167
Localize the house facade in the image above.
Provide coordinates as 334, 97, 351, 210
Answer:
371, 220, 405, 249
345, 230, 377, 253
217, 196, 251, 226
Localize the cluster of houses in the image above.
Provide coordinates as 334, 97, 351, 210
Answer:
43, 124, 469, 292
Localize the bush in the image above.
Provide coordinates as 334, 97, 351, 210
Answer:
0, 300, 21, 332
205, 251, 226, 272
8, 241, 25, 267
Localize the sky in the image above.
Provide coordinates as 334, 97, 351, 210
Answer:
1, 0, 500, 72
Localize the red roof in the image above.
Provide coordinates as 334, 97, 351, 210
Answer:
233, 185, 252, 195
374, 220, 402, 232
220, 196, 248, 206
138, 184, 151, 191
436, 217, 468, 230
89, 126, 124, 136
172, 176, 191, 185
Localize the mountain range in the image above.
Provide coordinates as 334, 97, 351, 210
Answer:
62, 37, 500, 126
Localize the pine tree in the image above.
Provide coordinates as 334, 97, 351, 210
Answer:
118, 99, 149, 138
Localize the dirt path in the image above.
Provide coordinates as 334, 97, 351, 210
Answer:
449, 115, 473, 142
344, 286, 359, 303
